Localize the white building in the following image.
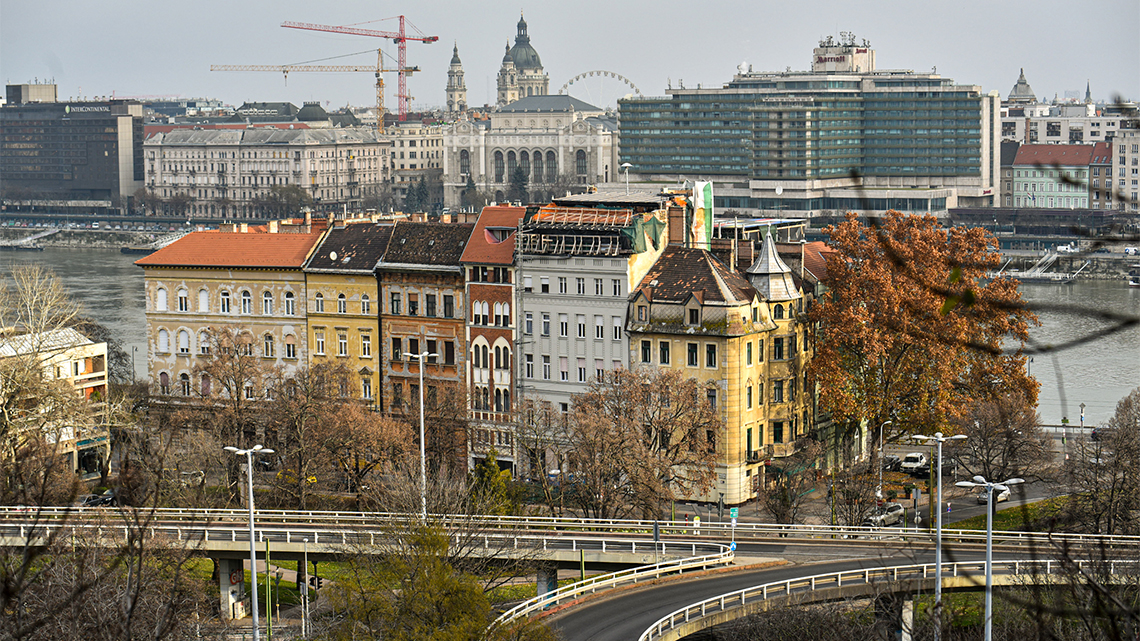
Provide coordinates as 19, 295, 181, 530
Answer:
1112, 129, 1140, 211
144, 128, 392, 218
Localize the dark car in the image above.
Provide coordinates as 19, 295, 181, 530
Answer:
1090, 427, 1114, 441
77, 489, 116, 507
881, 454, 902, 471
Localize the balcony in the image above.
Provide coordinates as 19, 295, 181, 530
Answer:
766, 443, 796, 458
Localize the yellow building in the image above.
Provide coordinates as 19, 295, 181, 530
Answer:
627, 233, 811, 505
303, 221, 394, 405
135, 221, 326, 399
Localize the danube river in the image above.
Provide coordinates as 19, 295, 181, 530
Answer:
3, 247, 1138, 425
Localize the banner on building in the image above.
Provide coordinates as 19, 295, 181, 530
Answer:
692, 181, 714, 249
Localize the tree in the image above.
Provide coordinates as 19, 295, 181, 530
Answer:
319, 402, 413, 507
1060, 387, 1140, 535
363, 179, 399, 213
808, 211, 1038, 455
253, 184, 313, 219
404, 176, 430, 213
468, 447, 520, 516
567, 368, 721, 519
507, 166, 529, 203
951, 391, 1052, 483
757, 438, 822, 523
514, 397, 566, 516
167, 192, 192, 218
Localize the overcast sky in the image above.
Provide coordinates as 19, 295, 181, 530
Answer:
2, 0, 1138, 112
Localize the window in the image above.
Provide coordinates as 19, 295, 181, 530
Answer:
757, 339, 765, 362
688, 308, 699, 325
180, 373, 191, 396
758, 382, 764, 404
158, 329, 170, 353
159, 372, 170, 394
408, 294, 419, 316
220, 291, 231, 313
284, 334, 296, 359
427, 340, 438, 364
525, 354, 534, 378
525, 312, 533, 334
773, 337, 785, 361
641, 340, 652, 363
659, 341, 670, 364
337, 294, 347, 314
576, 315, 586, 338
560, 356, 569, 381
706, 344, 717, 368
706, 388, 717, 411
198, 289, 209, 312
315, 292, 325, 313
542, 313, 551, 336
637, 305, 648, 322
593, 316, 604, 339
773, 304, 784, 320
595, 359, 605, 380
263, 334, 275, 358
576, 278, 585, 295
789, 335, 797, 353
542, 355, 551, 379
541, 277, 550, 293
337, 332, 348, 356
392, 382, 404, 409
391, 337, 402, 361
390, 293, 401, 315
241, 291, 252, 314
773, 380, 784, 403
576, 149, 587, 175
156, 287, 168, 311
443, 295, 454, 318
558, 277, 567, 294
244, 385, 255, 400
559, 314, 569, 337
612, 316, 622, 340
687, 342, 698, 366
789, 378, 796, 400
201, 374, 211, 396
577, 358, 587, 382
747, 384, 753, 409
361, 334, 371, 357
524, 276, 533, 292
408, 338, 419, 356
612, 279, 622, 297
177, 289, 189, 312
178, 330, 190, 354
199, 332, 210, 355
284, 292, 296, 315
362, 378, 373, 400
746, 342, 753, 365
262, 291, 273, 315
594, 279, 604, 296
426, 294, 437, 317
315, 331, 326, 355
443, 341, 455, 365
360, 294, 370, 315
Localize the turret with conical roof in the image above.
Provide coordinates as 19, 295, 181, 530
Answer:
446, 42, 467, 115
1007, 68, 1037, 105
745, 232, 802, 302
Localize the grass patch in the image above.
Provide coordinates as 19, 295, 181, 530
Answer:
487, 577, 585, 605
949, 497, 1065, 531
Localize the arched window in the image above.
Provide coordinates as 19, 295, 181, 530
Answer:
201, 373, 211, 396
773, 304, 784, 320
240, 291, 252, 314
284, 291, 296, 315
360, 294, 370, 315
546, 150, 557, 177
159, 372, 170, 395
493, 346, 501, 370
472, 301, 481, 324
198, 288, 209, 312
337, 293, 347, 314
493, 302, 502, 326
198, 331, 210, 355
220, 290, 231, 313
507, 151, 517, 175
460, 149, 471, 176
314, 292, 325, 313
503, 389, 511, 412
499, 347, 511, 370
156, 287, 168, 311
179, 373, 191, 396
178, 330, 190, 354
177, 288, 189, 312
263, 334, 275, 358
576, 150, 587, 175
262, 291, 274, 315
494, 151, 505, 183
482, 301, 490, 326
495, 388, 503, 412
502, 302, 510, 326
533, 150, 544, 183
520, 151, 530, 179
284, 334, 296, 359
157, 329, 169, 353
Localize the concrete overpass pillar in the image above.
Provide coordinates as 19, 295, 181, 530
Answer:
536, 565, 558, 602
218, 558, 248, 621
900, 597, 914, 641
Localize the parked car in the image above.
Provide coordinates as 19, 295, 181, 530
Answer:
1056, 243, 1078, 253
862, 502, 905, 527
1125, 247, 1139, 256
77, 489, 116, 507
881, 454, 902, 471
977, 487, 1011, 504
910, 457, 957, 479
1090, 427, 1115, 441
900, 452, 928, 475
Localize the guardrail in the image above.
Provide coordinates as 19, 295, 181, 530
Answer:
638, 559, 1139, 641
492, 543, 734, 631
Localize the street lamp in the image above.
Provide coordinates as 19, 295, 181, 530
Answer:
301, 537, 309, 639
223, 444, 275, 641
404, 350, 437, 520
956, 475, 1024, 641
912, 431, 967, 641
876, 420, 893, 500
621, 162, 632, 195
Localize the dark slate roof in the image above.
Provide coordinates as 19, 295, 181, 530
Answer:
635, 246, 755, 305
745, 232, 801, 302
499, 95, 602, 113
305, 222, 394, 273
380, 222, 474, 267
1007, 68, 1037, 103
227, 102, 300, 122
1000, 140, 1020, 167
296, 102, 329, 122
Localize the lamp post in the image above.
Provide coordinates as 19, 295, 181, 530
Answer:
404, 350, 437, 521
956, 475, 1024, 641
621, 162, 632, 195
876, 420, 893, 500
223, 444, 275, 641
1080, 402, 1086, 430
301, 537, 309, 639
912, 431, 967, 641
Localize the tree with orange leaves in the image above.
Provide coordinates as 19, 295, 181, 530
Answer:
808, 211, 1038, 454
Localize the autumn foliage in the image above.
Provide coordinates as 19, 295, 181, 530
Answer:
808, 211, 1038, 445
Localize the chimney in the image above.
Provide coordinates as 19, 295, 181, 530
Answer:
268, 220, 278, 234
667, 204, 687, 246
239, 223, 248, 233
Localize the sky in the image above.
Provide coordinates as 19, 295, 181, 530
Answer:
2, 0, 1138, 112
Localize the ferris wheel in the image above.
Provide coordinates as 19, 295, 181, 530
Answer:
558, 70, 642, 109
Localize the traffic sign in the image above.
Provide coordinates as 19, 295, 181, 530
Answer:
729, 541, 737, 551
729, 507, 739, 518
731, 517, 737, 527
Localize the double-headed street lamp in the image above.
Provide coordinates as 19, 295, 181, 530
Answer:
621, 162, 632, 194
956, 475, 1024, 641
876, 420, 893, 500
404, 350, 437, 521
912, 431, 967, 641
224, 444, 275, 641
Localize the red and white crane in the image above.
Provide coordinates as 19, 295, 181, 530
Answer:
282, 16, 438, 122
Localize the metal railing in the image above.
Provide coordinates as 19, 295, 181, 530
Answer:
638, 559, 1140, 641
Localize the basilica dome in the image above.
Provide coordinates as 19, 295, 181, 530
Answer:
508, 16, 542, 70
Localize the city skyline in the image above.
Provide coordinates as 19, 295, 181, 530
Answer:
2, 0, 1138, 112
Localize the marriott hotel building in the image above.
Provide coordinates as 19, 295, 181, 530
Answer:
618, 38, 1001, 217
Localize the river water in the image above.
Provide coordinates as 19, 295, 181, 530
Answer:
2, 248, 1138, 425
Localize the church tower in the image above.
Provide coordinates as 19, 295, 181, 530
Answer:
496, 43, 519, 107
497, 13, 548, 107
446, 43, 467, 115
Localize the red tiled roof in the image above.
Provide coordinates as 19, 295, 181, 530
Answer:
135, 230, 324, 269
634, 246, 756, 305
1013, 144, 1095, 167
1090, 141, 1112, 165
460, 205, 525, 265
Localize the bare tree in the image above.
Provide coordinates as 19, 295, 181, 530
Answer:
319, 402, 413, 507
757, 438, 823, 524
952, 391, 1053, 483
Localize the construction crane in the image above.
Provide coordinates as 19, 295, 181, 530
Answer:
282, 16, 438, 122
211, 50, 417, 134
